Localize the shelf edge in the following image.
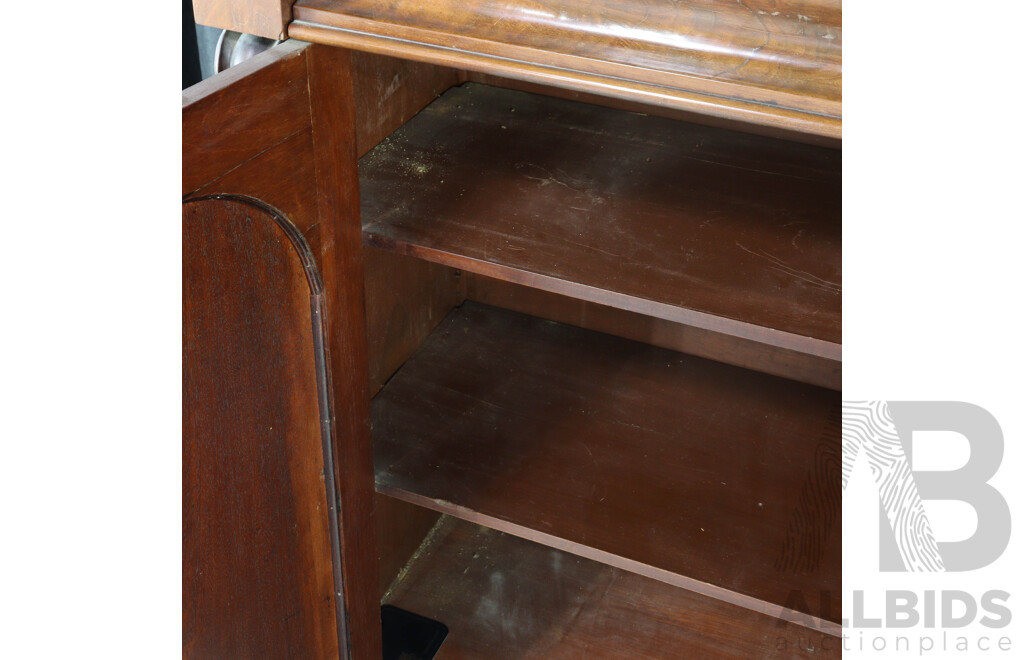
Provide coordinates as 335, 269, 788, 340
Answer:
376, 484, 842, 637
363, 231, 842, 362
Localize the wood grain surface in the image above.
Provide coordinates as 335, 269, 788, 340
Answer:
463, 70, 841, 148
350, 51, 462, 158
183, 42, 384, 659
375, 494, 442, 598
306, 43, 384, 660
291, 0, 841, 137
183, 196, 340, 659
361, 83, 841, 362
363, 247, 463, 395
372, 303, 841, 632
386, 516, 840, 658
464, 273, 840, 389
192, 0, 295, 40
182, 40, 310, 196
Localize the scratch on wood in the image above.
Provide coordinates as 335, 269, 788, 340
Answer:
718, 0, 771, 76
791, 228, 805, 249
735, 242, 840, 294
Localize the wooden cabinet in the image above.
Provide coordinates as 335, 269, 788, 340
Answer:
183, 2, 841, 657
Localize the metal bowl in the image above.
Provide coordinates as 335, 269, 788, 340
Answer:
214, 30, 282, 74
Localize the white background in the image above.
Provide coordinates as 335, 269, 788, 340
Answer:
844, 1, 1024, 658
2, 1, 1021, 657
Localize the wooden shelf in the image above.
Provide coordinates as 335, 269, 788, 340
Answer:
360, 84, 840, 364
386, 515, 838, 658
372, 302, 840, 633
290, 0, 841, 139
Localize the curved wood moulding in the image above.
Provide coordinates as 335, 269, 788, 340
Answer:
290, 0, 841, 139
183, 194, 347, 659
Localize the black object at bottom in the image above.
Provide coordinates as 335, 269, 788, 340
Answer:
381, 605, 448, 659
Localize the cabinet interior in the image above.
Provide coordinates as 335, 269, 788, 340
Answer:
352, 50, 841, 653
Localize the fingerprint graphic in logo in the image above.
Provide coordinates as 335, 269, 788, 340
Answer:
843, 401, 945, 572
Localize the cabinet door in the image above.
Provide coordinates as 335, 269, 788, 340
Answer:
183, 41, 380, 660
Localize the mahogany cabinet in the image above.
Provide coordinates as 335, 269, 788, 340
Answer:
183, 2, 841, 657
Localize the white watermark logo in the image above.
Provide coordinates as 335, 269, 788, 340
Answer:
839, 401, 1013, 654
843, 401, 1010, 572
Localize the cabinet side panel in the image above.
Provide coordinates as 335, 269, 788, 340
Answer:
363, 247, 463, 396
350, 51, 461, 157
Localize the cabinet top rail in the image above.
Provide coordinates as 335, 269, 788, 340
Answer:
288, 0, 841, 139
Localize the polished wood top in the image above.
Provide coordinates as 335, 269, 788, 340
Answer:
291, 0, 841, 138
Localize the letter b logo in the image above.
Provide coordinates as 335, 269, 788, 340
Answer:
843, 401, 1010, 572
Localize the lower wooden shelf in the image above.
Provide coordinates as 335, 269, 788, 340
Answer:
371, 302, 840, 632
384, 515, 839, 659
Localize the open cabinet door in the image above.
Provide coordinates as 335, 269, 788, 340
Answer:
182, 41, 381, 660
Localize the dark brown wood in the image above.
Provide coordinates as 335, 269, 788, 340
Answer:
184, 41, 384, 659
290, 0, 841, 138
182, 40, 310, 196
183, 196, 340, 659
386, 516, 839, 659
346, 51, 464, 604
190, 128, 320, 234
192, 0, 295, 40
363, 247, 463, 395
350, 51, 461, 158
464, 272, 839, 390
306, 43, 383, 660
463, 70, 841, 148
374, 494, 442, 598
182, 17, 841, 652
372, 303, 841, 632
361, 83, 841, 361
179, 41, 323, 259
